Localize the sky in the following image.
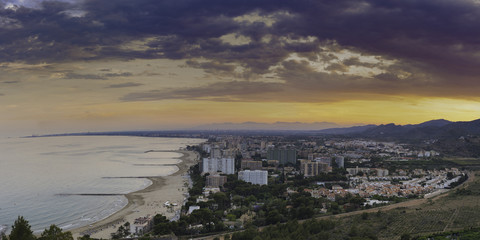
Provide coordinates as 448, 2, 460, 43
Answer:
1, 0, 480, 136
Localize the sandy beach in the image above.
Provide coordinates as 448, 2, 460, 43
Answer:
71, 150, 199, 239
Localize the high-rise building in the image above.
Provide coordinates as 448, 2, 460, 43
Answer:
202, 144, 211, 153
206, 175, 227, 187
260, 141, 266, 150
302, 161, 331, 177
267, 149, 297, 165
315, 157, 332, 167
222, 149, 237, 158
211, 147, 222, 158
238, 170, 268, 185
201, 157, 235, 175
241, 159, 263, 170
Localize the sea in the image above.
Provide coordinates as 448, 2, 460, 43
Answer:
0, 135, 205, 234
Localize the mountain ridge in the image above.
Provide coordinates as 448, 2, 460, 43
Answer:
189, 121, 345, 131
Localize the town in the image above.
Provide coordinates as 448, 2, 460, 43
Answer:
123, 134, 468, 239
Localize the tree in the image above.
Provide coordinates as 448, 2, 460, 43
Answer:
111, 223, 130, 239
153, 214, 169, 225
122, 222, 130, 237
212, 192, 230, 210
400, 233, 411, 240
9, 216, 35, 240
39, 225, 73, 240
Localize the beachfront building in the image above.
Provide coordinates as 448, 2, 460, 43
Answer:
238, 170, 268, 185
130, 215, 153, 236
206, 174, 227, 187
201, 157, 235, 175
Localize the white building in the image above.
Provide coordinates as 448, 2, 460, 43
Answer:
202, 157, 235, 175
376, 168, 389, 177
346, 167, 371, 175
188, 206, 200, 215
202, 144, 211, 153
130, 215, 153, 236
211, 147, 222, 158
238, 170, 268, 185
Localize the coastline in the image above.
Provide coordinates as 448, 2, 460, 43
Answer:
71, 149, 199, 239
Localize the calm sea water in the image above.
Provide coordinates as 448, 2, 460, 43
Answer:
0, 136, 204, 233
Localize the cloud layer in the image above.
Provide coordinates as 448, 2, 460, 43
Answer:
1, 0, 480, 103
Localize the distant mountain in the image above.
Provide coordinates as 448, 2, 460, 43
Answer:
314, 119, 453, 136
324, 118, 480, 157
190, 121, 343, 131
439, 119, 480, 136
357, 119, 480, 140
316, 125, 377, 134
410, 119, 452, 128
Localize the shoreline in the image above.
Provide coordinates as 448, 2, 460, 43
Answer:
70, 149, 199, 239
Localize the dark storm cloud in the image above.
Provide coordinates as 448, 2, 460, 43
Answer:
63, 73, 107, 80
1, 80, 20, 84
107, 82, 143, 88
2, 0, 480, 100
62, 72, 133, 80
104, 72, 133, 78
185, 60, 236, 76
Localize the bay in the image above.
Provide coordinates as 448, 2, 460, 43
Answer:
0, 135, 204, 233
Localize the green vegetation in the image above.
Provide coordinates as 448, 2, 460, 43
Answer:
384, 158, 458, 171
163, 170, 478, 239
444, 157, 480, 166
110, 222, 130, 239
2, 217, 75, 240
417, 227, 480, 240
39, 225, 74, 240
147, 163, 372, 238
8, 216, 35, 240
231, 219, 338, 240
324, 172, 480, 239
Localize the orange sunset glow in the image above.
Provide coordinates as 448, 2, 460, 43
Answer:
1, 1, 480, 136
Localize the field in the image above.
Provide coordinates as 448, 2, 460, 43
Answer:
444, 157, 480, 166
